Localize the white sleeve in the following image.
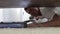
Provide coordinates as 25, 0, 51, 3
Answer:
34, 18, 48, 23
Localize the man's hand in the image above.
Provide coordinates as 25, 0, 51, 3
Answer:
34, 16, 43, 20
34, 16, 48, 23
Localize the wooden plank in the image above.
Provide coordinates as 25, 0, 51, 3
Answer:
0, 0, 60, 7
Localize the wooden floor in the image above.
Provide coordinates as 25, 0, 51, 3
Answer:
27, 14, 60, 27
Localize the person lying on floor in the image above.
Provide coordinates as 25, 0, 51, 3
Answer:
24, 7, 56, 23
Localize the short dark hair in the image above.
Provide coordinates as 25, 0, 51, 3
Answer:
24, 7, 42, 16
24, 7, 31, 11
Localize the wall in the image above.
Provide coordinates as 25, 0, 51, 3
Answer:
0, 8, 30, 22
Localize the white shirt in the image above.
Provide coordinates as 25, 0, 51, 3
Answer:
34, 7, 56, 23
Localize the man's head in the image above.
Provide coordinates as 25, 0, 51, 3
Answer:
24, 7, 42, 17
